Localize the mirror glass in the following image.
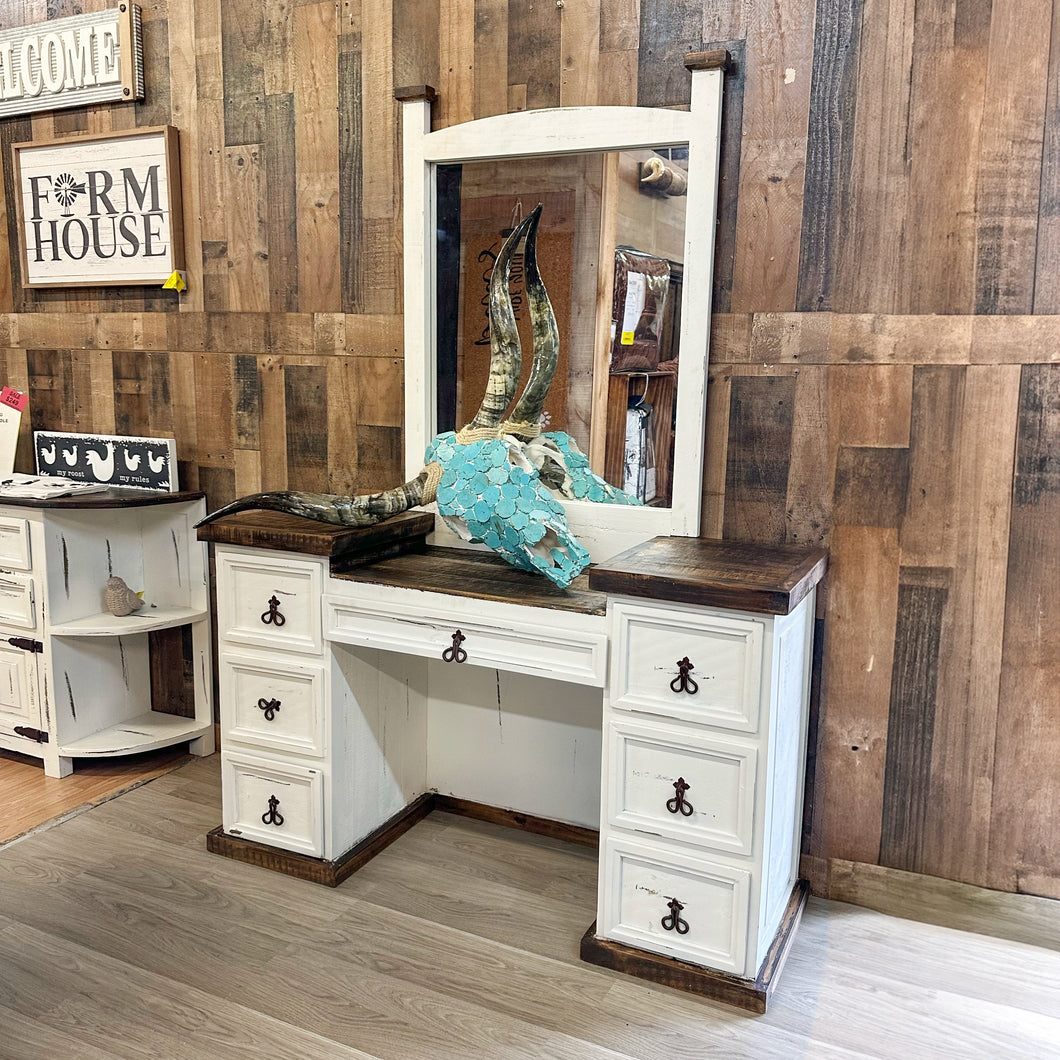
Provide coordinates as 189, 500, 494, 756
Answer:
435, 146, 689, 508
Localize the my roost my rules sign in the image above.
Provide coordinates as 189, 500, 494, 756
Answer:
12, 125, 184, 287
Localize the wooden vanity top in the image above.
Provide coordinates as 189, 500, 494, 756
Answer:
589, 537, 827, 615
197, 509, 825, 617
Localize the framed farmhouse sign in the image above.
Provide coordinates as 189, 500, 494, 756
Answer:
12, 126, 184, 287
0, 5, 144, 118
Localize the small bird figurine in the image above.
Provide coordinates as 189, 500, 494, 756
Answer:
104, 576, 145, 617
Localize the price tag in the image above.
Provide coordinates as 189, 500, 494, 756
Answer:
0, 387, 25, 477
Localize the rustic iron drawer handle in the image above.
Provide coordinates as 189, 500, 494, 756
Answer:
261, 794, 284, 826
670, 656, 698, 695
261, 595, 286, 626
442, 629, 467, 663
661, 896, 689, 934
257, 697, 281, 721
666, 777, 694, 816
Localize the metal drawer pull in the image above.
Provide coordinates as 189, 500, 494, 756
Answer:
442, 629, 467, 663
261, 794, 284, 826
261, 595, 286, 626
670, 656, 698, 694
661, 896, 689, 934
257, 697, 281, 721
666, 776, 694, 816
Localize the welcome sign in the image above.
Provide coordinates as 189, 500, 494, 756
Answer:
0, 5, 144, 118
12, 126, 184, 287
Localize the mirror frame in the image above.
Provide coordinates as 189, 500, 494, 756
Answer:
397, 55, 724, 562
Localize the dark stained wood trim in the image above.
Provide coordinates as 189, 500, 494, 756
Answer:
196, 509, 434, 565
589, 537, 827, 615
684, 49, 730, 71
206, 792, 436, 887
433, 795, 599, 848
580, 880, 809, 1014
394, 85, 437, 103
0, 489, 205, 510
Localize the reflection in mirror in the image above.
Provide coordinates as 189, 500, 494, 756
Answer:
436, 147, 688, 509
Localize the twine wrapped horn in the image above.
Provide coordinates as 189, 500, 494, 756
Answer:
195, 205, 633, 586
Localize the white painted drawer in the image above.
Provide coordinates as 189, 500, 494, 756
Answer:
611, 600, 763, 733
221, 750, 324, 857
0, 573, 35, 630
600, 835, 751, 977
0, 639, 38, 732
607, 716, 757, 856
0, 516, 31, 571
326, 595, 607, 688
216, 550, 323, 656
220, 651, 326, 758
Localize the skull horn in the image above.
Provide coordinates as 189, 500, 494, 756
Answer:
504, 202, 558, 438
466, 206, 540, 432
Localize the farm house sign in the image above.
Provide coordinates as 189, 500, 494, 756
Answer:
12, 126, 184, 287
0, 5, 143, 117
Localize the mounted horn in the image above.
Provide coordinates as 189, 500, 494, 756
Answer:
465, 206, 539, 432
195, 470, 431, 529
503, 202, 558, 439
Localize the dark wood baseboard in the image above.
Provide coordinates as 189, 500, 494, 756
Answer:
206, 792, 436, 887
207, 793, 599, 884
579, 879, 810, 1014
433, 795, 600, 848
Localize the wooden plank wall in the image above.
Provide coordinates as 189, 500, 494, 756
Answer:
0, 0, 1055, 902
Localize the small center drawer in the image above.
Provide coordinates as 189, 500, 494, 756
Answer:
600, 836, 751, 977
221, 750, 324, 857
217, 550, 324, 656
0, 572, 35, 631
326, 595, 607, 688
220, 652, 326, 757
607, 717, 757, 856
610, 600, 764, 733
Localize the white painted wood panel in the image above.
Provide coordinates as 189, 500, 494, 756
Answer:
606, 716, 758, 856
0, 516, 31, 570
0, 639, 38, 732
600, 835, 752, 976
610, 599, 765, 732
0, 571, 34, 630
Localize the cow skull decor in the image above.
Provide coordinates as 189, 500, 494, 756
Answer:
196, 205, 640, 588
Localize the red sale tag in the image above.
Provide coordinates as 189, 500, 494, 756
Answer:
0, 387, 27, 412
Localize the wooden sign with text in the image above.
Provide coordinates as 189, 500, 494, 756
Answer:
0, 5, 143, 118
12, 126, 184, 287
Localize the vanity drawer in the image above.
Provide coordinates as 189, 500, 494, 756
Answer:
0, 516, 31, 571
607, 717, 757, 857
216, 551, 323, 656
326, 595, 607, 688
221, 750, 324, 857
610, 601, 763, 733
0, 572, 35, 630
600, 835, 751, 977
220, 652, 326, 758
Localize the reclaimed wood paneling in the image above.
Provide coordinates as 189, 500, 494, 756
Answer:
0, 0, 1054, 907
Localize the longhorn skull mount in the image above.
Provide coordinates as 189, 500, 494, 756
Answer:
195, 205, 641, 587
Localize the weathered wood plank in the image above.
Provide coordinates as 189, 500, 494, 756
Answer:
439, 0, 475, 125
989, 364, 1060, 897
225, 145, 270, 313
636, 0, 698, 108
509, 0, 561, 110
473, 0, 509, 118
707, 38, 744, 315
559, 0, 599, 107
339, 36, 364, 314
284, 363, 329, 493
221, 0, 266, 146
265, 93, 299, 313
1033, 2, 1060, 312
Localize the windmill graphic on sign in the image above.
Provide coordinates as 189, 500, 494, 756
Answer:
53, 172, 86, 217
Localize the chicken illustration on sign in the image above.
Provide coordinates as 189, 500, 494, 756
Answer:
35, 431, 177, 492
197, 206, 640, 588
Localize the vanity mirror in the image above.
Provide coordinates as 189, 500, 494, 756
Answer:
398, 53, 725, 562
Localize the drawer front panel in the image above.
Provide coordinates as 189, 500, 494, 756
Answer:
0, 641, 38, 732
0, 573, 35, 631
327, 597, 607, 688
222, 751, 324, 857
601, 837, 751, 976
611, 602, 763, 732
217, 552, 323, 656
0, 517, 31, 571
221, 652, 326, 757
608, 718, 757, 856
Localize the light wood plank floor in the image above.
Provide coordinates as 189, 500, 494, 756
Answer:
1, 754, 1058, 1059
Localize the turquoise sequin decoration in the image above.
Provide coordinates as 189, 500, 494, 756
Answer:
542, 431, 643, 506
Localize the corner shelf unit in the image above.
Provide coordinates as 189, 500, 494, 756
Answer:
0, 489, 215, 777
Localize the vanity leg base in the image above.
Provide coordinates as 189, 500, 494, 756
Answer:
205, 792, 435, 887
580, 879, 809, 1014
